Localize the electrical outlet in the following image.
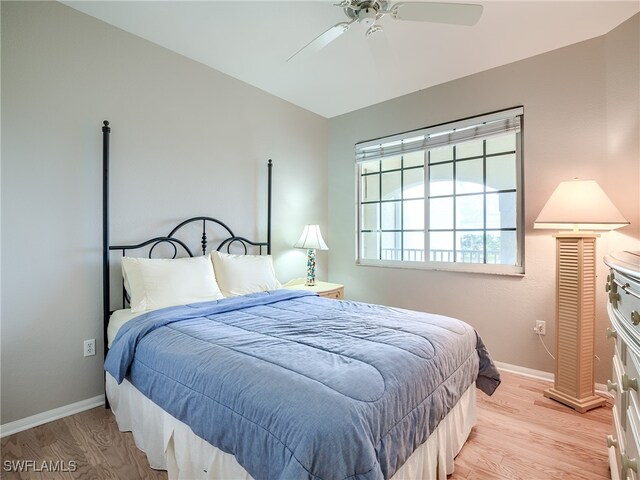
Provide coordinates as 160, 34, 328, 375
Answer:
84, 339, 96, 357
534, 320, 546, 336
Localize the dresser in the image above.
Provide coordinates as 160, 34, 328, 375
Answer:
605, 251, 640, 480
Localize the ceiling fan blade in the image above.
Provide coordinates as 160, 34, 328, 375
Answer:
391, 2, 483, 26
287, 20, 355, 62
367, 27, 396, 73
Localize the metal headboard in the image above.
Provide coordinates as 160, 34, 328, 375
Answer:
109, 217, 271, 309
101, 121, 273, 406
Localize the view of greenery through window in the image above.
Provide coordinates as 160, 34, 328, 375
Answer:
358, 131, 519, 269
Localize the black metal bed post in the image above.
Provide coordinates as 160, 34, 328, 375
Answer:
102, 120, 110, 409
267, 159, 272, 255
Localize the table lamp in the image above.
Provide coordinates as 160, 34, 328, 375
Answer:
534, 179, 629, 412
294, 225, 328, 286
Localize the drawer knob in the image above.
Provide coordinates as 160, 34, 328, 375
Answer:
632, 311, 640, 326
608, 380, 618, 392
607, 435, 619, 449
609, 291, 621, 308
607, 327, 618, 339
622, 374, 638, 392
622, 453, 638, 473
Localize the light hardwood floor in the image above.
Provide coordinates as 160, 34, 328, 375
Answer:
1, 371, 612, 479
450, 371, 612, 479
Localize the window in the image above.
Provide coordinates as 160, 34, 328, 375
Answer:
356, 107, 524, 274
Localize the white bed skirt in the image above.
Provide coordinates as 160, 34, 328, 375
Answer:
106, 373, 476, 480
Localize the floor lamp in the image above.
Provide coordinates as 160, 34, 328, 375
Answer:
534, 179, 629, 413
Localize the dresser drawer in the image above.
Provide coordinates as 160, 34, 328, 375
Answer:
611, 325, 629, 370
613, 354, 629, 430
625, 396, 640, 479
607, 267, 640, 337
626, 352, 640, 422
611, 405, 625, 480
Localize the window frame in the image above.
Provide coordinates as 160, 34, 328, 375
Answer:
355, 107, 525, 275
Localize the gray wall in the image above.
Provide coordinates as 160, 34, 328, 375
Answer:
328, 14, 640, 384
1, 1, 327, 424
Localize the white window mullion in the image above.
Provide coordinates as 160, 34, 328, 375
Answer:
515, 130, 525, 269
424, 150, 430, 263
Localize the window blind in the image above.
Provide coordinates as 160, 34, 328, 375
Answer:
355, 107, 523, 163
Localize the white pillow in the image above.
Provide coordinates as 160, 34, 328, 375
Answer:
121, 256, 224, 313
211, 251, 281, 297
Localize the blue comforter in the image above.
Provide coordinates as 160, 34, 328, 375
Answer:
105, 290, 500, 480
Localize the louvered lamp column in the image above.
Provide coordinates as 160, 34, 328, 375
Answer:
544, 233, 604, 412
535, 179, 629, 413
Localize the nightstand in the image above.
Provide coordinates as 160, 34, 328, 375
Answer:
282, 279, 344, 299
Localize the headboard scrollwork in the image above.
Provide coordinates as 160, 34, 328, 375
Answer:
109, 216, 270, 260
112, 236, 195, 259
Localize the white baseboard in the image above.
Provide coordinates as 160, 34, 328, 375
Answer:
0, 395, 105, 438
495, 360, 612, 399
494, 360, 554, 382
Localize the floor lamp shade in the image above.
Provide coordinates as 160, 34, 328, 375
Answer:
535, 179, 628, 412
294, 225, 328, 286
534, 179, 629, 231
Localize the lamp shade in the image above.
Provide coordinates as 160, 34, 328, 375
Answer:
294, 225, 328, 250
534, 179, 629, 231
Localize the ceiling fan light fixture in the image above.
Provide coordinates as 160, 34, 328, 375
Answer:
366, 24, 384, 38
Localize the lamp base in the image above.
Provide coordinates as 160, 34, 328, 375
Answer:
547, 233, 604, 414
543, 387, 605, 413
305, 248, 316, 287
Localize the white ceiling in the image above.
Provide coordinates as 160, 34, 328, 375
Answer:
63, 1, 639, 118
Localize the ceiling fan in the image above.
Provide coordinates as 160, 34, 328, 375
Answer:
287, 1, 483, 62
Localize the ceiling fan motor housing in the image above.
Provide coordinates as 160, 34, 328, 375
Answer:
345, 0, 389, 26
358, 7, 377, 26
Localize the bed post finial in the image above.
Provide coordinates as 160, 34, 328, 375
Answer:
103, 120, 110, 131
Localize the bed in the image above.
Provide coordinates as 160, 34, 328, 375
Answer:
100, 121, 500, 480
